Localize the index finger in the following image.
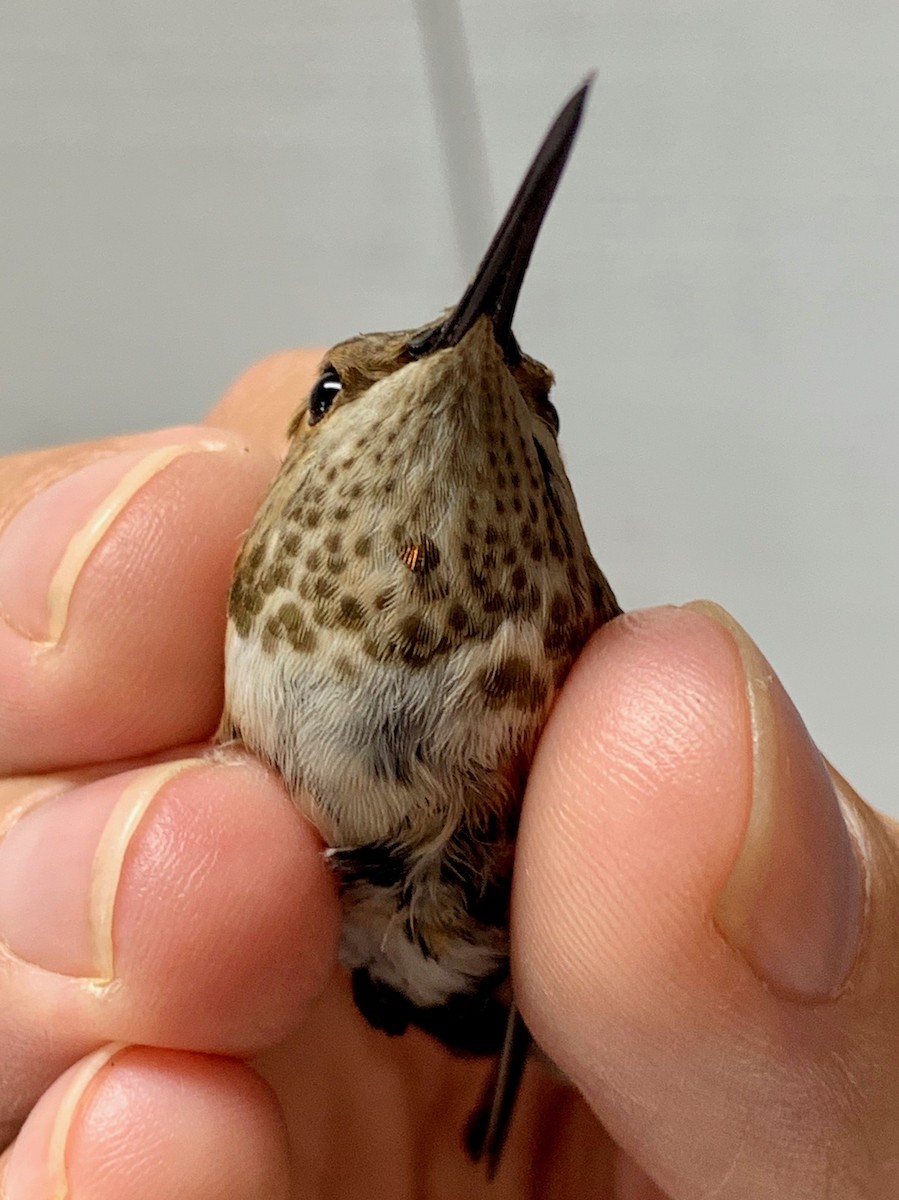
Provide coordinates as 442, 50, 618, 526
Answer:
0, 352, 319, 775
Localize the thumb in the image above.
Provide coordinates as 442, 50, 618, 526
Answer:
514, 604, 898, 1199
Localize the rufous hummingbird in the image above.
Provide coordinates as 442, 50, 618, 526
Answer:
220, 75, 620, 1175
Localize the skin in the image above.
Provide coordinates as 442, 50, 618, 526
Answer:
0, 349, 896, 1198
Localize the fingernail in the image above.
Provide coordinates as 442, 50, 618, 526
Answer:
0, 442, 228, 643
686, 601, 864, 1000
3, 1043, 125, 1200
0, 760, 203, 979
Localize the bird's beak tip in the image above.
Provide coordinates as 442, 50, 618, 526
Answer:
413, 74, 595, 360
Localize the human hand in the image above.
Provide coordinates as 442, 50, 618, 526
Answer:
514, 599, 897, 1198
0, 367, 339, 1198
1, 353, 895, 1198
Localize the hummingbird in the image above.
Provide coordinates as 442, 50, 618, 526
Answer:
220, 77, 620, 1175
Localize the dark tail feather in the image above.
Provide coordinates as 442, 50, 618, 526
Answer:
465, 1003, 532, 1179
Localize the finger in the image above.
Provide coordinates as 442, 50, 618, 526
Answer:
0, 1046, 290, 1200
0, 755, 339, 1134
514, 604, 897, 1198
204, 349, 324, 456
0, 425, 243, 531
0, 429, 278, 773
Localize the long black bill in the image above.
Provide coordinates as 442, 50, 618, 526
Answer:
420, 75, 594, 358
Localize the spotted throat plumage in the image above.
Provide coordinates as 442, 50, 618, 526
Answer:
220, 77, 620, 1174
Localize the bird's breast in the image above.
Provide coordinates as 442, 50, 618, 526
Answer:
224, 600, 555, 849
223, 448, 609, 852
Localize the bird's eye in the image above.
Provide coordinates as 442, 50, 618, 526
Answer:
308, 366, 343, 425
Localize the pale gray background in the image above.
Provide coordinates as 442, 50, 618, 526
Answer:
1, 3, 897, 811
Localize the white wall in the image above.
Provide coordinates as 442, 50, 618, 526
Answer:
2, 2, 897, 810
